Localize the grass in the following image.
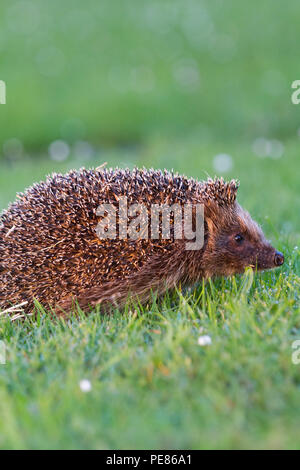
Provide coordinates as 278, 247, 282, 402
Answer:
0, 137, 299, 449
0, 266, 299, 449
0, 0, 300, 450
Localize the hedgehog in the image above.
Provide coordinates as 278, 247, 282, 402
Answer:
0, 167, 284, 316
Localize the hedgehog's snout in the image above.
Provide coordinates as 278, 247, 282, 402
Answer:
255, 243, 285, 271
274, 250, 284, 267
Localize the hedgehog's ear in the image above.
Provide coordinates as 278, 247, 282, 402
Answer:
205, 178, 239, 206
225, 179, 239, 204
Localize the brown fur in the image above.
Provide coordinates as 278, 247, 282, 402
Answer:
0, 167, 282, 316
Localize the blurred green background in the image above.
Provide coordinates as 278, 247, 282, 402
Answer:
0, 0, 300, 450
0, 0, 299, 238
1, 0, 300, 146
0, 0, 299, 212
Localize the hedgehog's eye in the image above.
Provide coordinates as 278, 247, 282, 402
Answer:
234, 234, 244, 244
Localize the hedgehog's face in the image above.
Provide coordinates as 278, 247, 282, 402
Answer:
204, 203, 284, 277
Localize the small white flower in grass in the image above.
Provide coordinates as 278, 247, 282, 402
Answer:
198, 335, 212, 346
79, 379, 92, 393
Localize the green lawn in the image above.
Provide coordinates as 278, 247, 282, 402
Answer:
0, 0, 300, 450
0, 138, 299, 449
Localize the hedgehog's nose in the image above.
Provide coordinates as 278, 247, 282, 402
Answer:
274, 251, 284, 266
